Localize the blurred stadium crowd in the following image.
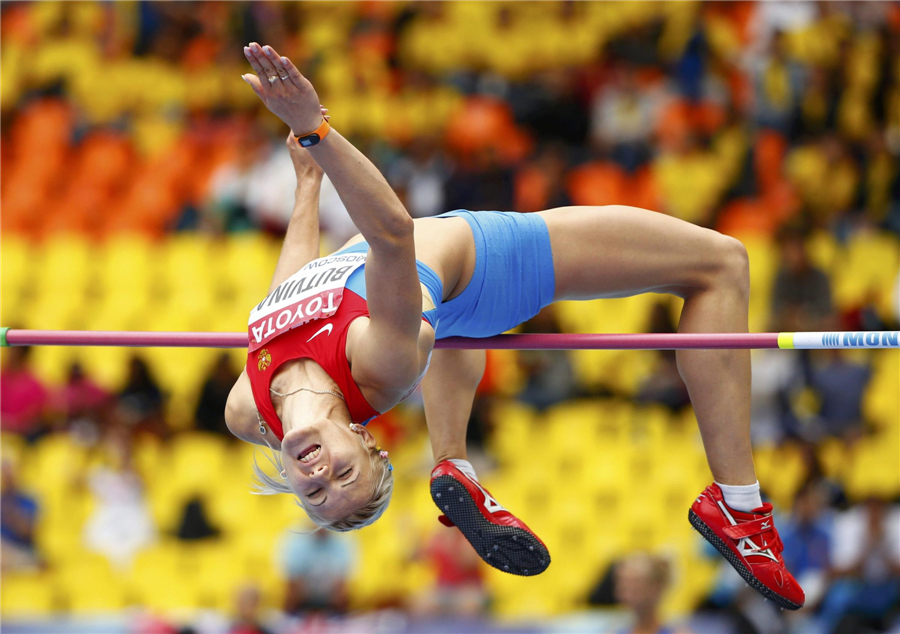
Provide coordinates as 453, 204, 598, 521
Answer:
1, 2, 899, 633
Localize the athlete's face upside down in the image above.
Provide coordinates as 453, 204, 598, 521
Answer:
280, 416, 387, 525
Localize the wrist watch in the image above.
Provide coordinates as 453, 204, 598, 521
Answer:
294, 118, 330, 148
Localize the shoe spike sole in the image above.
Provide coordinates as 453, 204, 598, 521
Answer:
431, 475, 550, 577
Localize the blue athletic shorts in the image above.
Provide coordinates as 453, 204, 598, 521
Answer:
433, 210, 556, 339
334, 210, 556, 339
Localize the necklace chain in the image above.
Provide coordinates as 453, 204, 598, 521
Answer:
258, 386, 344, 436
269, 386, 345, 401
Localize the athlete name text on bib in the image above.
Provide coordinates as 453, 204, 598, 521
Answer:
247, 253, 367, 351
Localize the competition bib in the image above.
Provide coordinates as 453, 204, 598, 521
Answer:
248, 252, 367, 351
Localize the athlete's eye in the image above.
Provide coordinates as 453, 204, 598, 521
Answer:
341, 468, 353, 479
309, 488, 322, 497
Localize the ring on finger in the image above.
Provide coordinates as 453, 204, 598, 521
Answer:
279, 75, 289, 80
267, 76, 279, 84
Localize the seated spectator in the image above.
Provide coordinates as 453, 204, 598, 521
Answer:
0, 460, 40, 572
752, 30, 807, 136
809, 350, 872, 442
195, 353, 239, 436
411, 527, 487, 618
749, 346, 806, 445
771, 224, 834, 331
819, 498, 900, 634
615, 553, 689, 634
387, 136, 448, 219
780, 479, 833, 609
203, 122, 268, 232
175, 495, 220, 542
117, 355, 165, 431
56, 361, 110, 423
518, 306, 577, 410
230, 583, 273, 634
279, 527, 355, 615
83, 428, 156, 570
590, 64, 657, 172
0, 346, 49, 438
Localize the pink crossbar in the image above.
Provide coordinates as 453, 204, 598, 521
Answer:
3, 329, 780, 350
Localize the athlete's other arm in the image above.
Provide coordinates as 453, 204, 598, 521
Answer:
421, 349, 486, 463
243, 43, 423, 386
224, 134, 327, 446
267, 131, 326, 293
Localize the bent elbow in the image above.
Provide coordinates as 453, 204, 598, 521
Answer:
389, 212, 415, 240
375, 213, 415, 249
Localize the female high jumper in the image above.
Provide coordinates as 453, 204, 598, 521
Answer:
225, 42, 804, 610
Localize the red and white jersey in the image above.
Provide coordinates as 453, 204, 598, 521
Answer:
246, 288, 381, 440
246, 248, 439, 438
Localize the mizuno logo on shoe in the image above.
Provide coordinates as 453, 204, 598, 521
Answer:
717, 501, 779, 563
761, 520, 771, 530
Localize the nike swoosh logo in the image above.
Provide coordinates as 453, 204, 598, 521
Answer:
307, 323, 333, 342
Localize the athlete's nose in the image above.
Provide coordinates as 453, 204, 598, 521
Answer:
307, 462, 328, 479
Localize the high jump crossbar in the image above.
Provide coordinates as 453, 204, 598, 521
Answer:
1, 328, 898, 350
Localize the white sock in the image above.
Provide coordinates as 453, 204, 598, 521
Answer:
716, 481, 762, 513
449, 459, 479, 483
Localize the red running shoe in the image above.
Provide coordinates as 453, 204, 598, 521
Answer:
430, 461, 550, 576
690, 483, 805, 610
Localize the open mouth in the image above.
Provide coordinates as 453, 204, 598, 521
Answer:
298, 444, 321, 463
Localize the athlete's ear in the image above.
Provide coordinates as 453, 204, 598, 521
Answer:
350, 423, 378, 450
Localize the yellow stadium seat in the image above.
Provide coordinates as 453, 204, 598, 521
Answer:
56, 552, 127, 613
95, 234, 157, 304
1, 234, 32, 310
127, 540, 201, 611
0, 571, 57, 617
75, 344, 133, 391
159, 233, 217, 306
832, 233, 900, 311
35, 235, 95, 295
753, 443, 808, 510
742, 236, 779, 331
168, 432, 230, 492
220, 233, 280, 295
844, 433, 900, 500
864, 350, 900, 432
1, 432, 28, 466
180, 539, 250, 610
22, 433, 91, 494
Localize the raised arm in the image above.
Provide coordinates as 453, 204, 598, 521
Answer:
242, 42, 423, 384
267, 132, 326, 293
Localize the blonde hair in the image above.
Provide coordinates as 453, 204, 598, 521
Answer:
251, 434, 393, 532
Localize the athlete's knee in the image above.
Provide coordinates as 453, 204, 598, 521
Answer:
712, 234, 750, 299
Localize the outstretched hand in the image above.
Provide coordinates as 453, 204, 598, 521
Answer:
241, 42, 324, 136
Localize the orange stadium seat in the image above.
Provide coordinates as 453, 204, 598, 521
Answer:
565, 162, 627, 208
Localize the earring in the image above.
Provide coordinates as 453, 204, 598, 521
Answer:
349, 423, 359, 432
280, 470, 287, 480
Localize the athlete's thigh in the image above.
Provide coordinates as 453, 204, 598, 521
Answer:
536, 205, 730, 301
